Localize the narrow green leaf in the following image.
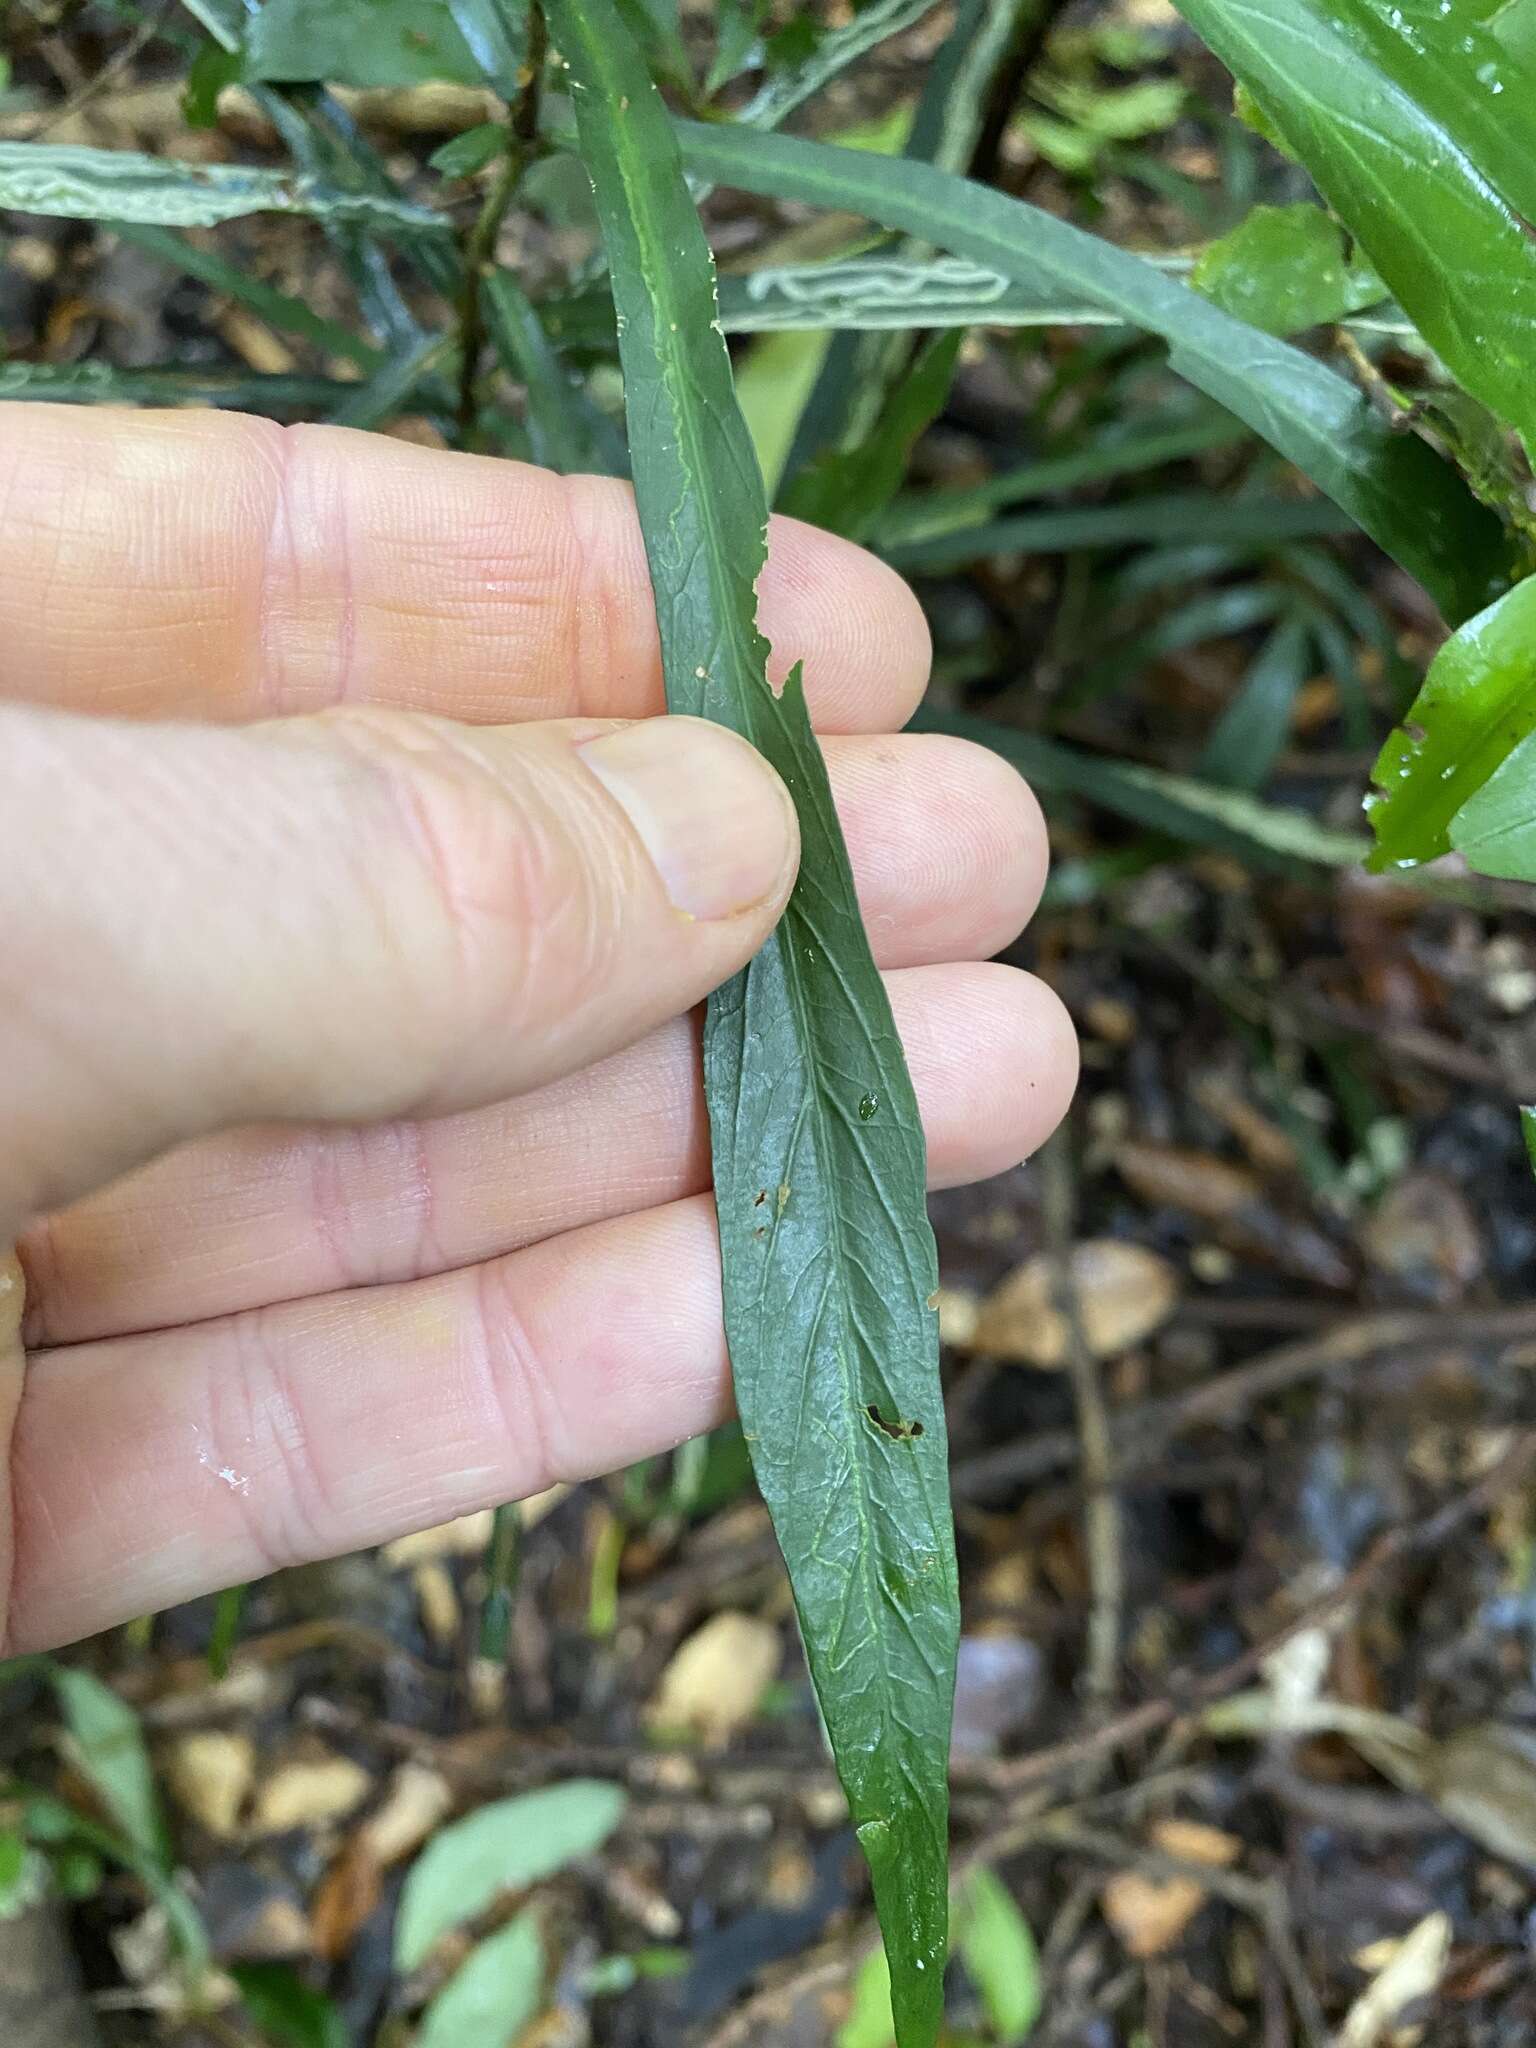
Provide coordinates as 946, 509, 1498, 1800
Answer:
394, 1782, 625, 1971
673, 120, 1513, 624
957, 1868, 1041, 2046
550, 9, 958, 2043
912, 706, 1368, 871
882, 492, 1350, 573
780, 331, 962, 542
0, 361, 354, 413
1448, 728, 1536, 880
0, 139, 450, 236
247, 0, 486, 86
232, 1963, 348, 2048
1367, 576, 1536, 869
905, 0, 1044, 172
109, 222, 384, 371
1521, 1105, 1536, 1180
415, 1912, 544, 2048
329, 332, 454, 429
50, 1669, 166, 1869
446, 0, 531, 93
1192, 203, 1384, 336
875, 415, 1244, 547
705, 253, 1414, 340
483, 268, 627, 473
739, 0, 941, 130
1173, 0, 1536, 453
1197, 610, 1313, 790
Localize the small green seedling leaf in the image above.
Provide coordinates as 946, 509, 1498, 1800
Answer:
232, 1962, 349, 2048
415, 1911, 545, 2048
956, 1868, 1042, 2045
394, 1780, 626, 1971
51, 1668, 166, 1869
431, 122, 508, 179
550, 8, 960, 2044
1367, 575, 1536, 870
1192, 203, 1383, 336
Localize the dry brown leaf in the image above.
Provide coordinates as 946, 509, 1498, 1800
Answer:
1150, 1818, 1241, 1868
382, 1511, 495, 1567
646, 1612, 781, 1747
1100, 1870, 1208, 1958
412, 1562, 461, 1649
252, 1754, 372, 1836
359, 1764, 453, 1867
1340, 1911, 1450, 2047
162, 1730, 254, 1840
972, 1240, 1180, 1368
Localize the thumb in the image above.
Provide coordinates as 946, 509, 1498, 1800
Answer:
0, 702, 798, 1236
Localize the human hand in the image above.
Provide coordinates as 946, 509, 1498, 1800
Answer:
0, 408, 1076, 1653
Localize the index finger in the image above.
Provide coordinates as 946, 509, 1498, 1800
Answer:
0, 405, 931, 732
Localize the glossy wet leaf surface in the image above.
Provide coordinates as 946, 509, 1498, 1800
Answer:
550, 7, 959, 2041
1367, 576, 1536, 870
1174, 0, 1536, 455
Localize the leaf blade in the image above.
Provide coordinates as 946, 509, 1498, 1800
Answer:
0, 139, 450, 236
1174, 0, 1536, 452
673, 120, 1513, 624
549, 10, 958, 2043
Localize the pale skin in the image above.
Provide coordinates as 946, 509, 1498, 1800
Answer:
0, 406, 1079, 1655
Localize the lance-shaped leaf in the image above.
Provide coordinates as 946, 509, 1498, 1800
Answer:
0, 139, 450, 236
1173, 0, 1536, 454
673, 120, 1513, 626
1367, 575, 1536, 870
548, 5, 958, 2042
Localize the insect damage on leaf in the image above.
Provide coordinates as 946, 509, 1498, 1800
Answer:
547, 5, 960, 2044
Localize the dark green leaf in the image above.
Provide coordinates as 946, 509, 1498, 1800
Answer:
1174, 0, 1536, 453
882, 492, 1350, 573
875, 414, 1243, 548
247, 0, 484, 88
1197, 610, 1313, 789
1522, 1104, 1536, 1179
232, 1963, 348, 2048
912, 705, 1368, 871
430, 122, 508, 178
0, 139, 450, 236
1192, 203, 1383, 336
957, 1868, 1041, 2046
551, 9, 958, 2043
706, 0, 763, 93
395, 1781, 626, 1970
446, 0, 530, 92
0, 361, 354, 413
674, 120, 1512, 624
780, 331, 961, 541
416, 1913, 544, 2048
329, 332, 454, 428
483, 268, 627, 472
182, 37, 243, 128
1367, 576, 1536, 869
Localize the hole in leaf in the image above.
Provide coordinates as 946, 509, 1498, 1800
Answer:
865, 1404, 924, 1442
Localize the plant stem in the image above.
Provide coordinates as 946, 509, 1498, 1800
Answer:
457, 1, 548, 444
